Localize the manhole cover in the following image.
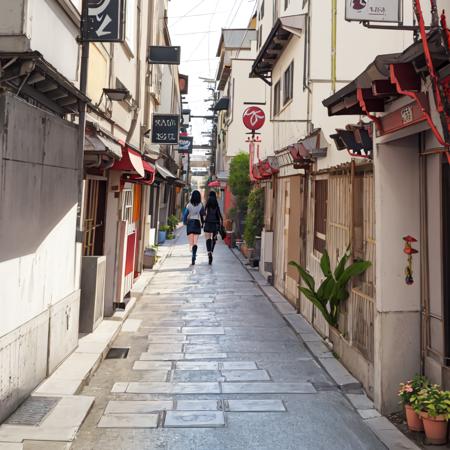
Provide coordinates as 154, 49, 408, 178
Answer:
5, 396, 61, 426
106, 347, 129, 359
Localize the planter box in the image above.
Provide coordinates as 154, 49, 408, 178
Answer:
158, 230, 167, 244
143, 249, 157, 269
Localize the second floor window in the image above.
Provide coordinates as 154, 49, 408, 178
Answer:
273, 81, 281, 116
283, 61, 294, 105
261, 0, 265, 19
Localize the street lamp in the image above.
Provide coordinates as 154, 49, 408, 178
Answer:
103, 88, 130, 102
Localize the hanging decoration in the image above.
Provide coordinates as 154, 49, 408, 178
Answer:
403, 235, 418, 285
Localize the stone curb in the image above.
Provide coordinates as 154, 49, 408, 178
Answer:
230, 248, 420, 450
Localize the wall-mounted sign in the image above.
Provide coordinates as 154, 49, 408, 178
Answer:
84, 0, 125, 42
243, 106, 266, 131
178, 136, 193, 154
179, 74, 189, 95
345, 0, 402, 23
148, 46, 181, 65
151, 114, 180, 144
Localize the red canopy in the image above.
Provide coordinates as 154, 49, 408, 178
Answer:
208, 180, 220, 187
112, 145, 145, 177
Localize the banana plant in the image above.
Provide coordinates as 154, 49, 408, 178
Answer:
289, 249, 371, 329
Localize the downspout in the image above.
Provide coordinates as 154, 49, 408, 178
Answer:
143, 0, 155, 146
331, 0, 337, 93
126, 0, 142, 144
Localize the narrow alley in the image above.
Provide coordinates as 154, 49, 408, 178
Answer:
72, 234, 385, 450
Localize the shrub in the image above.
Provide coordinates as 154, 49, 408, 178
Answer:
412, 385, 450, 418
398, 375, 429, 405
168, 215, 178, 232
244, 188, 264, 248
159, 225, 170, 232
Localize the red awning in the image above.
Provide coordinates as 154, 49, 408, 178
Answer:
208, 180, 221, 187
112, 145, 145, 177
124, 159, 156, 185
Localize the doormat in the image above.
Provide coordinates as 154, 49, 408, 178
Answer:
5, 396, 61, 426
106, 347, 129, 359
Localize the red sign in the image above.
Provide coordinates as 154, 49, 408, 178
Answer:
243, 106, 265, 131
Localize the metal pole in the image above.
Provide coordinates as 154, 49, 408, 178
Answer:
77, 0, 90, 241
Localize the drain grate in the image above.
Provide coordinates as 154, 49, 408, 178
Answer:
106, 347, 130, 359
5, 396, 61, 426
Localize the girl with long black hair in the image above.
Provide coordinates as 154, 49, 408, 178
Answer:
184, 190, 205, 265
203, 191, 223, 265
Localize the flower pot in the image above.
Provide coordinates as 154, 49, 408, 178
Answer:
405, 405, 424, 432
158, 230, 167, 244
420, 412, 448, 445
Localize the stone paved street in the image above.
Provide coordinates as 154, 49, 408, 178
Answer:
72, 234, 387, 450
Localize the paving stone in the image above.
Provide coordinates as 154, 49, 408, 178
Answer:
104, 400, 173, 414
307, 341, 334, 358
299, 332, 322, 342
176, 400, 219, 411
172, 370, 222, 382
133, 361, 172, 371
221, 361, 258, 370
221, 382, 316, 394
147, 344, 184, 353
97, 414, 158, 428
319, 358, 361, 389
145, 327, 181, 334
121, 319, 142, 332
183, 344, 223, 353
176, 361, 219, 370
139, 352, 185, 361
164, 411, 225, 428
184, 353, 228, 360
147, 335, 188, 343
221, 370, 270, 382
126, 382, 221, 394
346, 393, 375, 410
111, 382, 128, 393
358, 409, 381, 419
227, 400, 286, 412
182, 327, 225, 335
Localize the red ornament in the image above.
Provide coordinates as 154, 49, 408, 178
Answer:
243, 106, 266, 131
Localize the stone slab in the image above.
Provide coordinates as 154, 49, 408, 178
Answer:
111, 382, 128, 393
176, 400, 219, 411
182, 327, 225, 335
184, 353, 228, 360
358, 409, 381, 419
145, 327, 181, 334
121, 319, 142, 333
140, 352, 185, 361
364, 417, 420, 450
105, 400, 172, 414
346, 394, 375, 410
148, 335, 188, 343
97, 414, 158, 428
183, 344, 223, 353
299, 332, 322, 343
133, 361, 172, 371
307, 341, 334, 358
164, 411, 225, 428
221, 370, 270, 382
147, 344, 184, 353
227, 400, 286, 412
319, 357, 361, 389
221, 382, 316, 394
176, 362, 219, 370
221, 362, 258, 370
125, 382, 221, 394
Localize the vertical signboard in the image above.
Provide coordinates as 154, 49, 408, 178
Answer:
177, 136, 193, 154
84, 0, 126, 42
345, 0, 402, 23
151, 114, 180, 145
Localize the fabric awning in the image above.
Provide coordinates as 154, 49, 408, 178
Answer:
208, 180, 221, 187
251, 15, 306, 84
112, 145, 145, 177
155, 162, 177, 180
214, 97, 230, 111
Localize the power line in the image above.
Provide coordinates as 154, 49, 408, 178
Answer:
170, 0, 209, 27
168, 11, 228, 19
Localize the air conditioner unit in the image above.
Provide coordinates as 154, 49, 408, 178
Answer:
79, 256, 106, 333
260, 230, 273, 281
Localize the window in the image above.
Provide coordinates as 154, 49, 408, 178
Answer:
284, 0, 290, 10
273, 81, 281, 116
283, 61, 294, 105
313, 180, 328, 254
258, 25, 263, 49
260, 0, 265, 19
125, 0, 136, 56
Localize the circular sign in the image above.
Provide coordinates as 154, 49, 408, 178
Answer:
242, 106, 266, 131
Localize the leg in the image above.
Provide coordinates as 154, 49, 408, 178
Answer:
205, 233, 213, 265
192, 234, 199, 265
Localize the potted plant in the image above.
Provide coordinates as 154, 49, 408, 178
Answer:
143, 247, 157, 269
168, 215, 179, 233
398, 375, 428, 432
158, 225, 170, 244
412, 385, 450, 444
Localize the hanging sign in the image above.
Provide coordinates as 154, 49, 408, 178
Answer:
345, 0, 402, 23
178, 136, 193, 154
148, 46, 181, 65
151, 114, 180, 144
242, 106, 266, 131
84, 0, 126, 42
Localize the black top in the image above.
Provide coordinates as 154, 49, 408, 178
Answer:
205, 206, 223, 224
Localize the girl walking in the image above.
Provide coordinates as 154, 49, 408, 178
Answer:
184, 190, 205, 265
203, 191, 223, 265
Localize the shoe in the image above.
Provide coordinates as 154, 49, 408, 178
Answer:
208, 252, 213, 265
192, 245, 198, 265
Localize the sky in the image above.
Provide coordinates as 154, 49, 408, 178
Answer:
168, 0, 257, 150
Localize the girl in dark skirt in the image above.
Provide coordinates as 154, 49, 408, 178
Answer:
204, 191, 223, 265
184, 190, 205, 265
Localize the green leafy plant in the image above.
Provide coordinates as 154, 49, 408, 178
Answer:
412, 385, 450, 419
289, 248, 371, 329
398, 375, 429, 405
159, 225, 170, 233
167, 215, 179, 232
167, 233, 175, 240
244, 188, 264, 248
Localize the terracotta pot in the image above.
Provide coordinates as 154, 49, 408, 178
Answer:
420, 412, 448, 445
404, 404, 424, 432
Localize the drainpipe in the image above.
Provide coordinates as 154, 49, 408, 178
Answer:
126, 0, 142, 144
331, 0, 337, 93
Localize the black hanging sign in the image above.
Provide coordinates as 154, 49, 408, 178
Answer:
148, 46, 181, 65
151, 114, 180, 144
178, 136, 193, 154
84, 0, 125, 42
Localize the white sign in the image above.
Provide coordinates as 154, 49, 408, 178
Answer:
345, 0, 402, 23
